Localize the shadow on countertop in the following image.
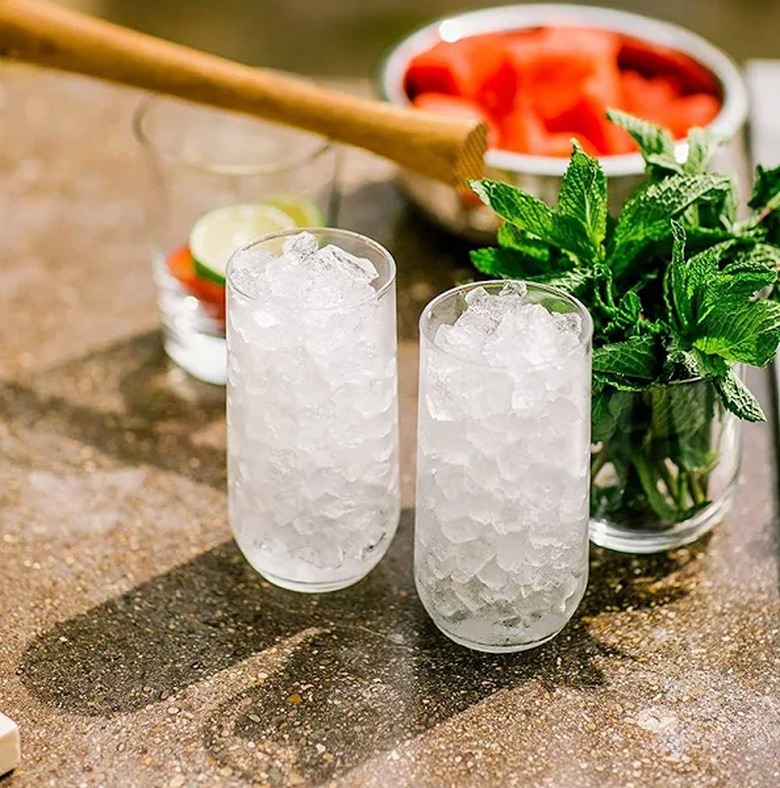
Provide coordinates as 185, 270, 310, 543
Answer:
0, 331, 227, 490
17, 507, 710, 783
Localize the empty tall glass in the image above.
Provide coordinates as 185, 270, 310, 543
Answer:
226, 229, 400, 592
415, 281, 593, 652
134, 96, 338, 384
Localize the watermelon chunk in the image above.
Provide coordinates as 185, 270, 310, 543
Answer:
500, 103, 600, 157
666, 93, 721, 138
405, 35, 514, 114
619, 36, 721, 95
506, 27, 620, 119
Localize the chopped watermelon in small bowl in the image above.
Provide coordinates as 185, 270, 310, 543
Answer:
377, 4, 748, 239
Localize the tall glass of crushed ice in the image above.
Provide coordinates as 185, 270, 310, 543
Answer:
415, 281, 593, 652
226, 228, 400, 592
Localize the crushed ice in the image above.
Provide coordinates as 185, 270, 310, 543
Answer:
230, 231, 380, 309
435, 282, 582, 366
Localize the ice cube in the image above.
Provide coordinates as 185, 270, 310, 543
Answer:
464, 285, 491, 309
252, 307, 281, 328
283, 230, 318, 261
440, 516, 479, 544
499, 280, 527, 302
316, 243, 379, 283
229, 249, 275, 298
552, 311, 582, 336
266, 254, 307, 302
454, 540, 494, 578
477, 559, 507, 591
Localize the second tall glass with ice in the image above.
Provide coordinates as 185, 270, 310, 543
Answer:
415, 281, 592, 652
226, 229, 400, 592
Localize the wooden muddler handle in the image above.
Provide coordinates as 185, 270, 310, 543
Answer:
0, 0, 487, 186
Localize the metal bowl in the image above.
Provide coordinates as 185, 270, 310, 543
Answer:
377, 4, 750, 240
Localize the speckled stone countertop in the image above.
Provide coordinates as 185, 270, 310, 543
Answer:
1, 65, 779, 788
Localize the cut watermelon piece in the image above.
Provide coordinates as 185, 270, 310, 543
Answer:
619, 36, 721, 95
500, 105, 599, 157
499, 105, 548, 154
621, 69, 679, 120
666, 93, 721, 138
544, 91, 613, 155
506, 27, 621, 123
405, 35, 513, 110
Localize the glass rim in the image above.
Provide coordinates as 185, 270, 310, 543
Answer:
132, 94, 335, 176
225, 227, 397, 313
419, 279, 594, 368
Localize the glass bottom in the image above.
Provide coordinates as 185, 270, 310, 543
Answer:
163, 326, 226, 386
233, 506, 400, 594
257, 568, 374, 594
430, 619, 562, 654
589, 489, 734, 554
238, 548, 387, 594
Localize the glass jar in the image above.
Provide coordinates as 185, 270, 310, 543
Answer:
589, 377, 741, 553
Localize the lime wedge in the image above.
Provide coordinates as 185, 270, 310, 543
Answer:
264, 194, 325, 228
189, 203, 296, 285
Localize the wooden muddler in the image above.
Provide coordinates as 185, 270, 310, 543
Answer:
0, 0, 487, 186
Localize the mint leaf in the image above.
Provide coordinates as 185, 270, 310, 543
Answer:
713, 369, 765, 421
683, 127, 720, 175
495, 224, 559, 268
610, 175, 731, 277
593, 335, 658, 382
591, 385, 633, 443
686, 349, 728, 378
749, 164, 780, 212
664, 222, 723, 334
693, 298, 780, 367
607, 109, 675, 159
556, 141, 608, 262
497, 222, 548, 256
472, 148, 609, 266
644, 153, 684, 176
649, 381, 713, 441
604, 290, 641, 336
473, 224, 569, 278
665, 224, 780, 368
471, 247, 535, 278
527, 268, 591, 292
726, 243, 780, 275
720, 248, 777, 298
470, 180, 554, 241
748, 164, 780, 244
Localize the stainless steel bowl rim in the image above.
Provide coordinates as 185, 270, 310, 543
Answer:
377, 3, 749, 178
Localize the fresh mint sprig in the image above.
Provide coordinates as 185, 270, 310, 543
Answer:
469, 112, 780, 523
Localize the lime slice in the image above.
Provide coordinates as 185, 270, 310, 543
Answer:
264, 194, 325, 228
189, 203, 296, 285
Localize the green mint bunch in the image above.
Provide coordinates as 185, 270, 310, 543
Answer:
470, 111, 780, 426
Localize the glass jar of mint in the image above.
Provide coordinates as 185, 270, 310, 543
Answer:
589, 376, 741, 553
